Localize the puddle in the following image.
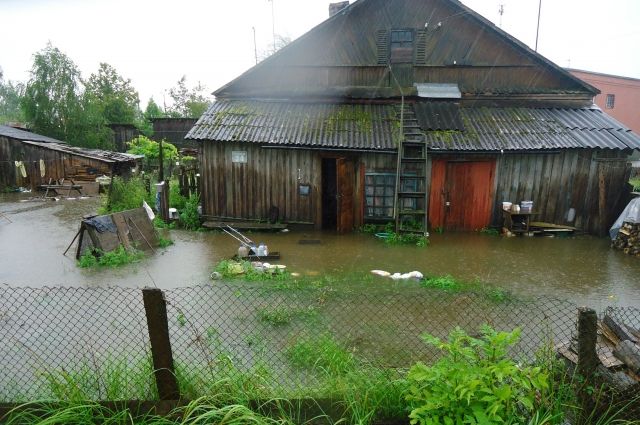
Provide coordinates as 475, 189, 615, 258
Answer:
1, 193, 639, 309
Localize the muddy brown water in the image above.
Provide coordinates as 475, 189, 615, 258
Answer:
1, 193, 639, 309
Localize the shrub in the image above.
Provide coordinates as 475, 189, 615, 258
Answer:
77, 246, 144, 268
406, 326, 549, 425
100, 176, 151, 214
126, 135, 178, 172
180, 193, 201, 230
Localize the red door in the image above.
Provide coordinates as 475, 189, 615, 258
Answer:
429, 160, 496, 231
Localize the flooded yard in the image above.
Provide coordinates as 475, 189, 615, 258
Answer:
1, 192, 639, 309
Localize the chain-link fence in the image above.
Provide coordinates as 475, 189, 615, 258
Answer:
0, 282, 638, 418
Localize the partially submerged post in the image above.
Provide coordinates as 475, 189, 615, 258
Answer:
576, 307, 599, 424
142, 288, 180, 400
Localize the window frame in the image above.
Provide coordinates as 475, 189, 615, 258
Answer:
605, 94, 615, 109
389, 29, 415, 64
364, 172, 396, 220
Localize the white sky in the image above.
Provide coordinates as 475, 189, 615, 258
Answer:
1, 0, 639, 107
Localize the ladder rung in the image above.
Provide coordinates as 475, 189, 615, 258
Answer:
398, 192, 426, 197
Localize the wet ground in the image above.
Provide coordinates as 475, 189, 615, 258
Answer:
1, 192, 639, 309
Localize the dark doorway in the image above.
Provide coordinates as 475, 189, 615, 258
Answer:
322, 158, 337, 229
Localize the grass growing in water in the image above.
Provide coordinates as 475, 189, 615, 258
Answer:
77, 246, 144, 268
258, 306, 318, 327
420, 274, 514, 303
214, 260, 290, 281
157, 236, 173, 248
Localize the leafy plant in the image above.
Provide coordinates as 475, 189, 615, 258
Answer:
420, 275, 461, 292
100, 176, 152, 214
180, 193, 201, 231
382, 231, 429, 247
127, 135, 178, 171
287, 333, 355, 376
158, 236, 174, 248
630, 178, 640, 192
77, 245, 144, 269
479, 227, 500, 236
406, 326, 549, 425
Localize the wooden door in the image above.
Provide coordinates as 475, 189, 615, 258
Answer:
336, 158, 354, 233
429, 160, 495, 231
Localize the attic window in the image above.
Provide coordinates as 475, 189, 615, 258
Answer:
606, 94, 615, 109
390, 30, 414, 63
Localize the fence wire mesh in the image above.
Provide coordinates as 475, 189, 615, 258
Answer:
0, 283, 638, 418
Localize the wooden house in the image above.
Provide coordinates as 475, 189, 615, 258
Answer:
0, 125, 142, 190
186, 0, 640, 235
152, 118, 198, 150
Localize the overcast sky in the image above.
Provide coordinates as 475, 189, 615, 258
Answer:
1, 0, 639, 107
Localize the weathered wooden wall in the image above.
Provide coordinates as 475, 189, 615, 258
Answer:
200, 143, 631, 235
200, 142, 398, 227
109, 124, 140, 152
152, 119, 198, 149
492, 149, 631, 236
0, 136, 115, 189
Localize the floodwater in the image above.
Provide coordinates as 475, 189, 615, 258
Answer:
1, 192, 639, 309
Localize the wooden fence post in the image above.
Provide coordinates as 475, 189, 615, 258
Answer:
142, 288, 180, 400
576, 306, 599, 424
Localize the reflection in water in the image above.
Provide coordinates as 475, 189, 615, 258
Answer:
1, 193, 638, 308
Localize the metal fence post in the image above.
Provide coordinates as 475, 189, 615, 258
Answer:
142, 288, 180, 400
576, 306, 598, 424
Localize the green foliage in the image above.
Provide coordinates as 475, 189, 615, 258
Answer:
77, 246, 144, 269
631, 178, 640, 191
84, 62, 140, 126
359, 223, 380, 234
0, 77, 25, 124
406, 326, 549, 425
385, 232, 429, 247
166, 75, 210, 118
258, 306, 318, 327
169, 179, 187, 210
479, 227, 500, 236
214, 260, 290, 282
127, 135, 178, 171
420, 275, 461, 292
158, 236, 173, 248
153, 217, 176, 229
21, 43, 84, 144
100, 176, 151, 214
179, 193, 201, 230
287, 334, 355, 376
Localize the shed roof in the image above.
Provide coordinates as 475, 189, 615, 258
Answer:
0, 125, 63, 144
0, 125, 142, 163
187, 100, 640, 152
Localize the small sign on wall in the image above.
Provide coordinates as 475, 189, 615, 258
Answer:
299, 184, 310, 196
232, 151, 247, 163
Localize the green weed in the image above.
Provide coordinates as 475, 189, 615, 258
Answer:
214, 260, 290, 282
630, 178, 640, 191
287, 334, 355, 376
258, 306, 318, 327
99, 176, 153, 215
153, 217, 175, 229
157, 236, 173, 248
479, 226, 500, 236
420, 275, 461, 292
406, 326, 550, 425
179, 193, 201, 231
77, 246, 144, 269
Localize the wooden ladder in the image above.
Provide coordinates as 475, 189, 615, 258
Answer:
394, 104, 429, 236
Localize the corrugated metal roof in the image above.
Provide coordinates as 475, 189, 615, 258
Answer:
188, 100, 640, 151
414, 102, 464, 131
187, 101, 400, 150
20, 141, 143, 163
0, 125, 64, 144
423, 106, 640, 151
414, 83, 462, 99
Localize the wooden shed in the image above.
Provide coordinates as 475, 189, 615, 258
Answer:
0, 125, 142, 191
186, 0, 640, 236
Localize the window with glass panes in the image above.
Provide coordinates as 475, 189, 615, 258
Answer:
365, 172, 395, 218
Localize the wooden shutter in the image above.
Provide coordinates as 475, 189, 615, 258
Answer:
415, 29, 427, 64
376, 30, 389, 65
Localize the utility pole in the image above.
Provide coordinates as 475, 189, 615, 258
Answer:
535, 0, 542, 51
498, 4, 504, 28
252, 26, 258, 64
268, 0, 276, 53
